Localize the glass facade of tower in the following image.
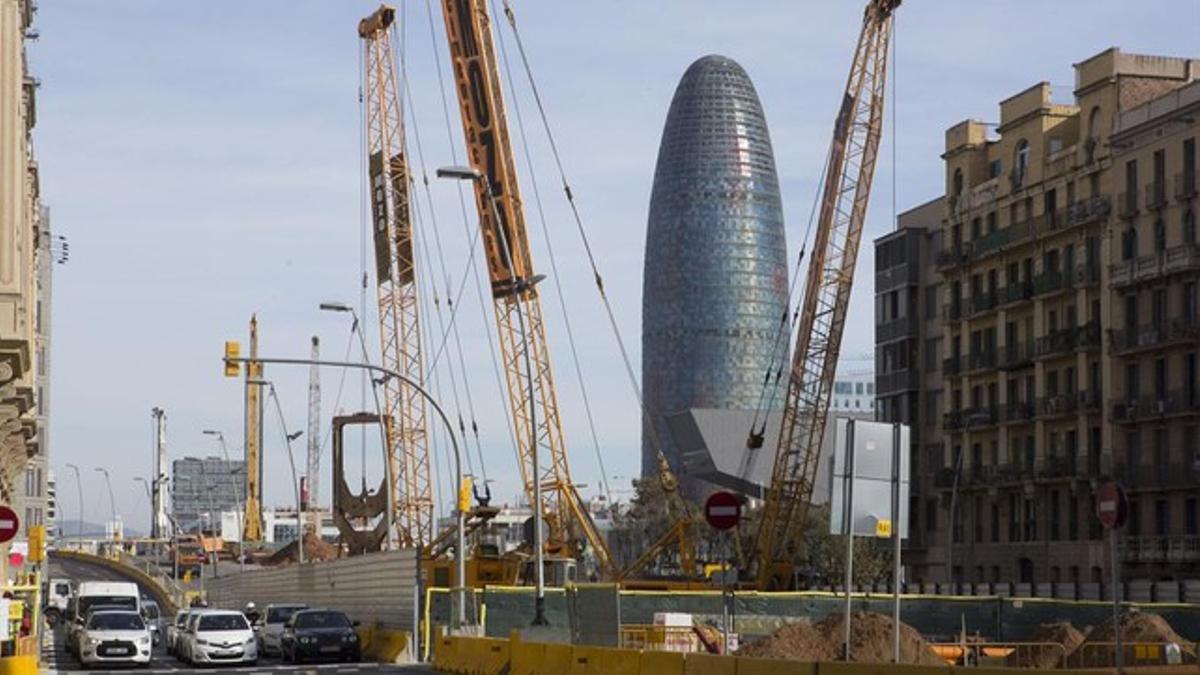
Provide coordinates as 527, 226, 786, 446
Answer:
642, 55, 788, 497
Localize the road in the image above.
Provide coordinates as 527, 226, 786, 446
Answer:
42, 555, 431, 674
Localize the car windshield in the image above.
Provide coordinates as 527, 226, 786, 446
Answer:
88, 612, 145, 631
267, 606, 304, 624
198, 614, 248, 631
143, 604, 160, 619
175, 612, 189, 627
54, 583, 71, 596
79, 596, 137, 613
295, 611, 350, 630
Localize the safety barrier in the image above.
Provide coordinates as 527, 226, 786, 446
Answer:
930, 642, 1068, 668
355, 623, 414, 663
51, 550, 180, 614
619, 624, 699, 652
1064, 641, 1197, 669
430, 631, 1148, 675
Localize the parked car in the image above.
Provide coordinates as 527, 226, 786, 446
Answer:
280, 609, 360, 664
255, 603, 306, 656
76, 610, 153, 668
181, 610, 257, 666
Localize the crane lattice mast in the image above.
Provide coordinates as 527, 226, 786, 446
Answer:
755, 0, 899, 590
439, 0, 614, 574
358, 5, 434, 549
305, 336, 321, 534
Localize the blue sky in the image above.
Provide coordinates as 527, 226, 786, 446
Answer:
31, 1, 1200, 531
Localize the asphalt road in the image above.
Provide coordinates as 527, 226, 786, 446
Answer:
42, 555, 431, 674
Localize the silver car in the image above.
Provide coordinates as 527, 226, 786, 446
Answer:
255, 604, 307, 656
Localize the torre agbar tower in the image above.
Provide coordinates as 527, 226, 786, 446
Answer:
642, 55, 789, 500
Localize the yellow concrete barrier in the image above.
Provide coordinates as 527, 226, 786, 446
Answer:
640, 650, 684, 675
815, 662, 951, 675
0, 656, 38, 675
477, 637, 509, 675
738, 655, 815, 675
684, 652, 736, 675
509, 637, 545, 675
355, 624, 411, 663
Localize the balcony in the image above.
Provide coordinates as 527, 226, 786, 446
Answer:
1001, 401, 1035, 423
936, 242, 969, 268
1109, 317, 1200, 354
943, 301, 963, 322
1175, 171, 1197, 201
1067, 195, 1112, 225
999, 341, 1034, 370
999, 281, 1033, 306
1035, 327, 1076, 358
1076, 321, 1101, 349
1145, 182, 1168, 210
943, 410, 964, 431
968, 228, 1010, 260
967, 350, 997, 372
967, 292, 998, 317
1121, 535, 1200, 563
1071, 262, 1101, 287
1077, 389, 1102, 412
1038, 393, 1078, 418
876, 262, 919, 292
876, 315, 917, 343
1118, 191, 1139, 219
876, 369, 919, 394
1033, 270, 1066, 296
1111, 391, 1200, 422
942, 406, 998, 432
1040, 454, 1078, 479
1109, 243, 1200, 287
933, 467, 958, 489
943, 355, 964, 377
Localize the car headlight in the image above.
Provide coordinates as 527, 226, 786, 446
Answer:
244, 638, 255, 645
86, 637, 101, 646
343, 634, 358, 642
195, 638, 209, 646
300, 636, 313, 644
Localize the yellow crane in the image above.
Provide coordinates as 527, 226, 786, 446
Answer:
358, 5, 433, 548
755, 0, 900, 590
438, 0, 614, 576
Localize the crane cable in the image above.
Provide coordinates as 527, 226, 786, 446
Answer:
490, 0, 610, 504
398, 6, 484, 491
499, 0, 668, 469
422, 0, 523, 484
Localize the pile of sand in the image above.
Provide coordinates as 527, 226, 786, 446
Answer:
1028, 621, 1085, 668
740, 611, 943, 665
264, 533, 340, 566
1082, 612, 1195, 659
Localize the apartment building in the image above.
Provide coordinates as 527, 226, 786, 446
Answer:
874, 198, 944, 579
1106, 77, 1200, 578
0, 0, 43, 534
902, 49, 1198, 588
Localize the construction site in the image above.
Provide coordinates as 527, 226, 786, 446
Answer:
7, 0, 1200, 672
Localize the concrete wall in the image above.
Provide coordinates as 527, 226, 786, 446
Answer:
205, 549, 419, 632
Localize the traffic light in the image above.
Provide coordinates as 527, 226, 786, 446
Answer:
28, 524, 45, 563
223, 341, 241, 377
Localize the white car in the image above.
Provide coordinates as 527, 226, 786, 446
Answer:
166, 609, 191, 656
77, 610, 153, 667
181, 610, 257, 666
256, 603, 307, 656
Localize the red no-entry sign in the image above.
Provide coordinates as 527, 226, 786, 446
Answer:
704, 491, 741, 531
0, 505, 19, 544
1096, 482, 1128, 530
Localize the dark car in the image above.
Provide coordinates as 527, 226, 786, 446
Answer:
280, 610, 360, 664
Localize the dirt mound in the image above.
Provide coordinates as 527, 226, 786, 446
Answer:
1083, 612, 1194, 657
1028, 621, 1084, 668
264, 533, 340, 565
740, 611, 943, 665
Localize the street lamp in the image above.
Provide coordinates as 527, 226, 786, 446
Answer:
223, 354, 468, 628
203, 430, 245, 570
437, 164, 548, 626
65, 463, 83, 541
319, 301, 397, 550
94, 467, 118, 539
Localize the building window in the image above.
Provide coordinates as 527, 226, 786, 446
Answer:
953, 168, 963, 201
1069, 495, 1079, 541
1121, 228, 1138, 261
1154, 219, 1166, 253
1155, 499, 1169, 536
1184, 210, 1196, 244
989, 159, 1003, 179
1187, 498, 1198, 536
1013, 140, 1030, 187
1050, 490, 1061, 541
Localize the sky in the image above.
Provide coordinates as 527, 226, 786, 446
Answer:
30, 1, 1200, 533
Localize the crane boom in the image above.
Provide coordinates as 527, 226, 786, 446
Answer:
244, 314, 264, 542
360, 5, 433, 548
439, 0, 614, 575
755, 0, 898, 590
305, 336, 321, 534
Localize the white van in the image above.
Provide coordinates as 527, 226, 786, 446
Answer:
68, 581, 141, 656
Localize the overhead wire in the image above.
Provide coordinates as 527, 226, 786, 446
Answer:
489, 0, 610, 504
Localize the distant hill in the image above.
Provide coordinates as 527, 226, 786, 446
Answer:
55, 519, 145, 540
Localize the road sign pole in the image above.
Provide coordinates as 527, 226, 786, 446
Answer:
892, 422, 902, 664
1111, 528, 1122, 674
842, 420, 856, 661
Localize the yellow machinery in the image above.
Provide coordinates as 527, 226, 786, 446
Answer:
754, 0, 900, 590
243, 315, 264, 541
438, 0, 614, 576
358, 5, 434, 549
